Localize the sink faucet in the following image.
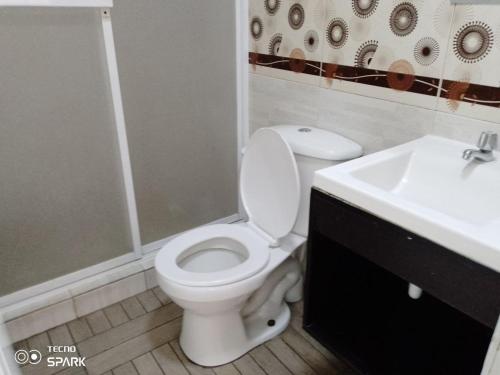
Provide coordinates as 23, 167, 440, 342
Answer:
463, 131, 497, 162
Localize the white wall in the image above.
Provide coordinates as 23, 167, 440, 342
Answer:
250, 73, 500, 154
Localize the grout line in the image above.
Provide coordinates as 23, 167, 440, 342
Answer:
101, 305, 114, 326
229, 363, 242, 375
264, 340, 297, 375
130, 359, 141, 375
84, 326, 182, 374
150, 290, 163, 307
134, 294, 149, 313
120, 299, 134, 321
435, 4, 457, 108
65, 322, 78, 347
85, 315, 98, 336
81, 308, 180, 360
150, 350, 167, 375
102, 307, 114, 328
248, 351, 268, 375
281, 330, 333, 373
86, 296, 168, 339
167, 339, 196, 375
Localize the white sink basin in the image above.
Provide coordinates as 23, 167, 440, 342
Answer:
314, 135, 500, 273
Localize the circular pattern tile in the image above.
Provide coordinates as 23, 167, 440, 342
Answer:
289, 48, 306, 72
269, 33, 283, 55
250, 17, 263, 40
352, 0, 378, 18
453, 21, 493, 63
387, 59, 415, 91
304, 30, 320, 52
414, 37, 440, 66
288, 3, 305, 30
390, 2, 418, 37
265, 0, 281, 15
326, 18, 349, 49
355, 40, 378, 68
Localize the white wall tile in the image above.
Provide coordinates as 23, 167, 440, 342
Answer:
250, 73, 437, 154
73, 272, 146, 317
144, 268, 158, 289
432, 111, 500, 148
69, 263, 143, 297
6, 299, 76, 343
1, 289, 71, 322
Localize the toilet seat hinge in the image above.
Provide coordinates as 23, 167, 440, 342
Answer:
247, 221, 281, 248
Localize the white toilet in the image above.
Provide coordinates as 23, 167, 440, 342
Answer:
155, 125, 362, 366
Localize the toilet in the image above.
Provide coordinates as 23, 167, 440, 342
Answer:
155, 125, 362, 366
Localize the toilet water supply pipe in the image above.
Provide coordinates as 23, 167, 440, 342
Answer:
241, 257, 302, 319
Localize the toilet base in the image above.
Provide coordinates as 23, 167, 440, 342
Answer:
179, 303, 291, 367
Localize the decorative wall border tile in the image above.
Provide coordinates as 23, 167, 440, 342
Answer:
440, 80, 500, 110
249, 52, 321, 77
321, 62, 440, 97
249, 0, 500, 122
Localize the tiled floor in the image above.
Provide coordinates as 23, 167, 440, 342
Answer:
13, 288, 356, 375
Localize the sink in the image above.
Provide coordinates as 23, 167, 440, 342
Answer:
314, 135, 500, 273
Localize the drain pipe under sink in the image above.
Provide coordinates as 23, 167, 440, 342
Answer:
408, 283, 423, 299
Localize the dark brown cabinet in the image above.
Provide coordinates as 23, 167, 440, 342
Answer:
303, 188, 500, 375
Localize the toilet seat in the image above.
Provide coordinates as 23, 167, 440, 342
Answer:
155, 224, 270, 287
156, 128, 301, 290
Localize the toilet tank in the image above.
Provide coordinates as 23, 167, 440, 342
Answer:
272, 125, 363, 237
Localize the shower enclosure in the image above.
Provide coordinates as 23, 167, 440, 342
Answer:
0, 0, 247, 299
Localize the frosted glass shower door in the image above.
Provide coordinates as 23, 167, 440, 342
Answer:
0, 8, 133, 295
113, 0, 239, 245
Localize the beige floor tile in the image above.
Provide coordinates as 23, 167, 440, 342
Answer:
152, 343, 189, 375
121, 297, 146, 319
233, 354, 266, 375
281, 327, 340, 375
13, 288, 352, 375
103, 304, 129, 327
250, 346, 292, 375
112, 362, 138, 375
13, 339, 29, 352
28, 332, 51, 355
86, 311, 111, 335
55, 366, 88, 375
213, 363, 240, 375
67, 318, 93, 343
22, 352, 79, 375
266, 337, 315, 375
132, 352, 163, 375
78, 303, 182, 358
84, 318, 181, 374
48, 325, 74, 346
136, 291, 161, 312
290, 314, 349, 371
170, 340, 216, 375
152, 287, 171, 305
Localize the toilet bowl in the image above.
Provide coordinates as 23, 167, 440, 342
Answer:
155, 126, 363, 366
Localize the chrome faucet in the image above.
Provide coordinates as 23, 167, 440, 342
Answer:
463, 131, 497, 162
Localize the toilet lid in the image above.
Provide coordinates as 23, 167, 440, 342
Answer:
240, 128, 301, 241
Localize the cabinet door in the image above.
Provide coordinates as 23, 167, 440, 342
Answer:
304, 191, 494, 375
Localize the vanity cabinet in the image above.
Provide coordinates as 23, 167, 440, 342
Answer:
303, 188, 500, 375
